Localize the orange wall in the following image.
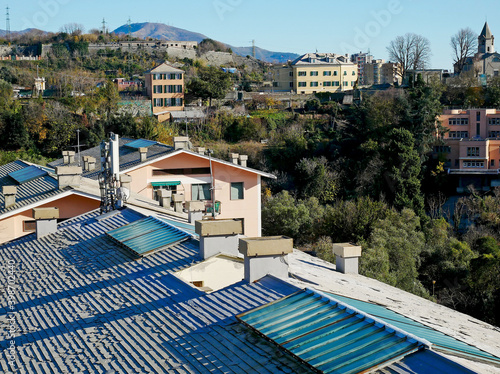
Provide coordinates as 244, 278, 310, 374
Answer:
0, 194, 100, 244
126, 152, 262, 236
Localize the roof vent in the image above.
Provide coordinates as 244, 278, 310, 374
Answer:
195, 219, 244, 259
239, 236, 293, 282
82, 156, 96, 171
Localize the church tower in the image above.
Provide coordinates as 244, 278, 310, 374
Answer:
478, 22, 495, 54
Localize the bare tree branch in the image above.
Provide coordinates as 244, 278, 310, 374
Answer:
451, 28, 478, 74
387, 33, 432, 81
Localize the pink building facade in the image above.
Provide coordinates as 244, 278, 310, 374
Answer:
437, 108, 500, 191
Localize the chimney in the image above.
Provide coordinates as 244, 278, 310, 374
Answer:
172, 193, 185, 212
194, 147, 205, 155
195, 219, 244, 259
82, 156, 96, 171
138, 147, 148, 162
186, 200, 205, 223
239, 236, 293, 283
157, 189, 172, 209
230, 153, 239, 164
120, 174, 132, 191
56, 166, 82, 189
239, 154, 248, 168
3, 185, 17, 209
332, 243, 362, 274
174, 136, 192, 150
33, 207, 59, 239
62, 150, 75, 164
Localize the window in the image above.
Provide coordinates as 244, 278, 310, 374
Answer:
289, 71, 293, 77
310, 71, 319, 76
343, 71, 347, 75
333, 71, 338, 76
352, 71, 356, 75
153, 98, 163, 107
289, 82, 293, 88
488, 118, 500, 125
333, 81, 340, 86
298, 71, 307, 76
448, 131, 469, 138
343, 81, 348, 86
298, 82, 307, 87
351, 81, 355, 86
448, 118, 469, 125
23, 220, 36, 232
466, 147, 480, 157
192, 184, 211, 201
273, 82, 279, 87
490, 131, 500, 137
492, 159, 495, 167
230, 182, 244, 200
477, 112, 481, 122
153, 167, 210, 176
463, 161, 484, 168
323, 82, 332, 86
176, 98, 184, 106
310, 82, 319, 87
323, 71, 332, 76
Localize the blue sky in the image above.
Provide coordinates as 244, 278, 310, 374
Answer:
12, 0, 500, 69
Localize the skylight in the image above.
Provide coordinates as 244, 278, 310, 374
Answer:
8, 165, 48, 184
124, 139, 157, 149
237, 288, 427, 374
106, 216, 192, 256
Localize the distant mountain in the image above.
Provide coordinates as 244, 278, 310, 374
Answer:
231, 46, 299, 64
0, 28, 47, 37
113, 22, 208, 43
112, 22, 299, 63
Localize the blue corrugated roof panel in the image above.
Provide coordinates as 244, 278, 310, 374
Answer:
328, 293, 500, 367
124, 139, 157, 149
237, 289, 426, 374
106, 216, 192, 256
8, 165, 48, 184
374, 350, 477, 374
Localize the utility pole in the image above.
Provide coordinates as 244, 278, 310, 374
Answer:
252, 40, 256, 59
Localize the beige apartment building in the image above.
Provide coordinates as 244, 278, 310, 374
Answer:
363, 60, 402, 86
272, 53, 358, 94
145, 62, 185, 120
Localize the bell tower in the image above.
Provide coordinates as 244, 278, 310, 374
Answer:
478, 22, 495, 54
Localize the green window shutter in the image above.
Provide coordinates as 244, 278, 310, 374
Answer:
230, 182, 244, 200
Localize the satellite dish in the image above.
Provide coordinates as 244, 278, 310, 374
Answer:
117, 187, 130, 202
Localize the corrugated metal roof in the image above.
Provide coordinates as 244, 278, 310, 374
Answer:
237, 289, 427, 374
329, 293, 500, 367
48, 137, 175, 180
8, 165, 48, 184
0, 160, 69, 215
106, 215, 192, 256
0, 208, 312, 373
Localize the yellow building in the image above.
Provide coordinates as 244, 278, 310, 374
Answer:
145, 62, 185, 120
272, 53, 358, 94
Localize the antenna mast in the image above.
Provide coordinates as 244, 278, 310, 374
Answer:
252, 40, 256, 59
127, 17, 132, 39
6, 6, 10, 43
102, 18, 107, 34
